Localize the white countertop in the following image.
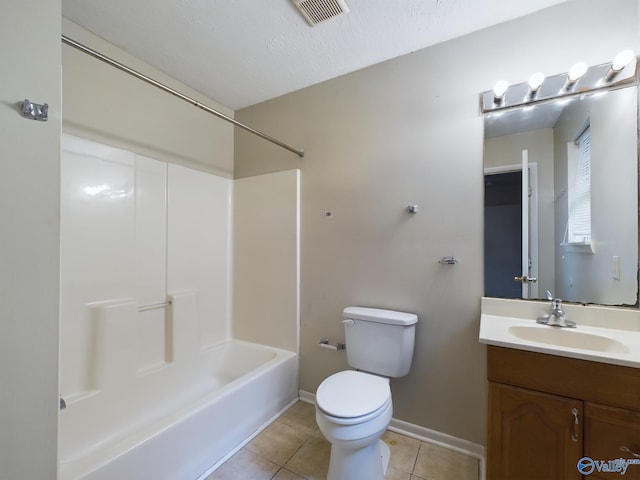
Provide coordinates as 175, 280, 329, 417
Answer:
479, 297, 640, 369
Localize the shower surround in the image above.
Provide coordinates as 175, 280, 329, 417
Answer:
58, 135, 299, 479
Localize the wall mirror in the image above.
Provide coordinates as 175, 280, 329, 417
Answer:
482, 61, 639, 306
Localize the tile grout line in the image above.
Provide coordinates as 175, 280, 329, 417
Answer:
282, 428, 319, 480
411, 442, 423, 477
283, 430, 313, 467
270, 466, 303, 480
249, 416, 316, 479
267, 404, 322, 480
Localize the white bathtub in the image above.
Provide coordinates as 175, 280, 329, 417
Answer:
59, 340, 298, 480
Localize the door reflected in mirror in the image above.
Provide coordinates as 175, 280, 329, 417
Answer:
483, 86, 638, 306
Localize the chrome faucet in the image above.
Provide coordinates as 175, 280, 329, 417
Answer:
536, 290, 576, 328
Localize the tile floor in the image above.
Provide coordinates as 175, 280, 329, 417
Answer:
206, 401, 480, 480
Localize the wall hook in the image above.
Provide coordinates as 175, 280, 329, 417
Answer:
439, 256, 458, 265
406, 205, 418, 214
20, 99, 48, 121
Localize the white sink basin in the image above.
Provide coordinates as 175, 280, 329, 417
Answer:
479, 312, 640, 368
507, 325, 630, 354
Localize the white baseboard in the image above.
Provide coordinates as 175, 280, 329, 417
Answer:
298, 389, 316, 405
299, 389, 486, 480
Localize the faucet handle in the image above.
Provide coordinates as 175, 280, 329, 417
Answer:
542, 290, 576, 328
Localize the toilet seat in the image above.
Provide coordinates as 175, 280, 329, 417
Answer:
317, 371, 391, 422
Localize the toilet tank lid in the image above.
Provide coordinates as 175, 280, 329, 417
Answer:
343, 307, 418, 326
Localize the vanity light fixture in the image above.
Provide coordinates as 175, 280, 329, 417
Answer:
555, 97, 573, 106
562, 62, 588, 92
526, 72, 545, 100
480, 51, 638, 114
605, 49, 635, 82
493, 80, 509, 106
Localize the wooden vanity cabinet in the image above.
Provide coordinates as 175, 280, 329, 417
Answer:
487, 346, 640, 480
488, 382, 583, 479
585, 403, 640, 480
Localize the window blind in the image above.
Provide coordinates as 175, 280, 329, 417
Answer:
568, 126, 591, 243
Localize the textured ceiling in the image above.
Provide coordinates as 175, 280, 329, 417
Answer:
62, 0, 569, 110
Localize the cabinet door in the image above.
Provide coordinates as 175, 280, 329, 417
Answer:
585, 402, 640, 479
488, 382, 583, 480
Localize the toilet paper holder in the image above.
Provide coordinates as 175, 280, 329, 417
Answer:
319, 338, 346, 351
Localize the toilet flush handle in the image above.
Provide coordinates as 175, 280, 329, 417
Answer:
342, 319, 355, 327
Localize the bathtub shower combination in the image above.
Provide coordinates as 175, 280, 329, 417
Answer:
58, 135, 299, 479
59, 331, 296, 480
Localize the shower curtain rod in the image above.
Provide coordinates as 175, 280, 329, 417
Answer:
61, 35, 305, 158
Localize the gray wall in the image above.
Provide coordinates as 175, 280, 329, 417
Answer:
62, 19, 234, 177
235, 0, 639, 445
1, 1, 62, 477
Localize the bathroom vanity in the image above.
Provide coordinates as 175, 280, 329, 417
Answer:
479, 298, 640, 480
487, 345, 640, 480
479, 51, 640, 479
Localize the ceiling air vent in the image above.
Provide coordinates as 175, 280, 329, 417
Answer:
292, 0, 349, 26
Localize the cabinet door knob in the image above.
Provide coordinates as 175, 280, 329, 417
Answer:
571, 408, 580, 442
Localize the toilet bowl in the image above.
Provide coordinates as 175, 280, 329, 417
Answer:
316, 370, 393, 480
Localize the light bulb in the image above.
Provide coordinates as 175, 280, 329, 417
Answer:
492, 80, 509, 107
612, 49, 634, 72
493, 80, 508, 98
568, 62, 588, 82
528, 72, 545, 91
605, 50, 635, 82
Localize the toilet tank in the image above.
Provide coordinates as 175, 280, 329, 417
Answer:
343, 307, 418, 378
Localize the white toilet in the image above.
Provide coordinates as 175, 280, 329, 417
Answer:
315, 306, 418, 480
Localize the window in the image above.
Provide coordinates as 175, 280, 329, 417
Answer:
565, 125, 591, 245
